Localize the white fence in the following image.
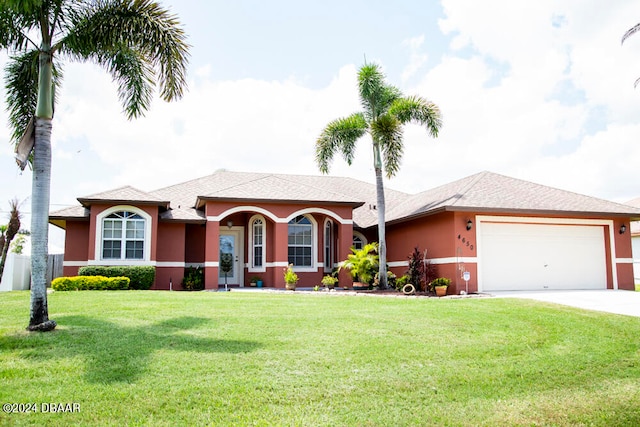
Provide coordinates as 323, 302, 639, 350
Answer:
0, 253, 64, 291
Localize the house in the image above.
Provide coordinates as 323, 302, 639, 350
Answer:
624, 197, 640, 283
49, 170, 640, 293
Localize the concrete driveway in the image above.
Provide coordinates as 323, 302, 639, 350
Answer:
491, 290, 640, 317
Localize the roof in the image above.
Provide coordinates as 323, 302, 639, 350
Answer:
50, 170, 640, 229
77, 186, 169, 208
386, 171, 640, 223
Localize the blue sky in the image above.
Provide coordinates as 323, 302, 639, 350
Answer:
2, 0, 640, 251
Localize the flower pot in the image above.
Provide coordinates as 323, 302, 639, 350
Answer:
353, 282, 369, 291
285, 282, 296, 291
257, 280, 263, 288
435, 285, 447, 297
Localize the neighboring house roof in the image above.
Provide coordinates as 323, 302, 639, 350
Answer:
386, 171, 640, 224
50, 170, 640, 230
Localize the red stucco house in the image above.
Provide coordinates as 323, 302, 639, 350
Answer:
50, 170, 640, 293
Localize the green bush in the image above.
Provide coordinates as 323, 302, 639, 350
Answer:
182, 266, 204, 291
78, 266, 155, 290
52, 276, 130, 291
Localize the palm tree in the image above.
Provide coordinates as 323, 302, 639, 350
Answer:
316, 63, 442, 288
0, 199, 22, 283
622, 23, 640, 87
0, 0, 189, 331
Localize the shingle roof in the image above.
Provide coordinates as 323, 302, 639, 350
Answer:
50, 170, 640, 229
387, 171, 640, 222
77, 185, 169, 207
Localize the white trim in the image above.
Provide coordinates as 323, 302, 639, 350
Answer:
156, 262, 186, 268
388, 257, 478, 268
475, 216, 618, 291
87, 259, 155, 266
287, 214, 318, 272
95, 205, 152, 262
269, 262, 289, 268
63, 261, 88, 267
248, 214, 267, 273
204, 261, 219, 267
388, 261, 408, 268
324, 218, 334, 273
352, 231, 367, 249
206, 206, 353, 225
616, 258, 634, 263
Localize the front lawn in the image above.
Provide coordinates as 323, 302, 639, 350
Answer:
1, 291, 639, 426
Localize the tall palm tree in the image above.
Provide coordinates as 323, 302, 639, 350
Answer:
316, 63, 442, 288
0, 0, 189, 331
622, 23, 640, 87
0, 198, 22, 283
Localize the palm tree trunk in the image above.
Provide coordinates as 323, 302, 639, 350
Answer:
373, 142, 388, 289
27, 117, 56, 332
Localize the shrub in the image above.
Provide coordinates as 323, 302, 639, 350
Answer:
52, 276, 130, 291
78, 266, 155, 290
182, 266, 204, 291
395, 274, 410, 291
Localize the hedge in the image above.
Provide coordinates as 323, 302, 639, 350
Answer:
52, 276, 130, 291
78, 266, 155, 290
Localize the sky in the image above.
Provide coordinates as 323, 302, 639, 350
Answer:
2, 0, 640, 252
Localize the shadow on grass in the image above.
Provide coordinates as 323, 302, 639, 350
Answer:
0, 315, 261, 384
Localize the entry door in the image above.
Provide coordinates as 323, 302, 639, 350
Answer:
219, 228, 244, 287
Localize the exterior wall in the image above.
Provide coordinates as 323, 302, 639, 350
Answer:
384, 211, 636, 294
155, 222, 186, 290
62, 220, 90, 276
203, 201, 355, 289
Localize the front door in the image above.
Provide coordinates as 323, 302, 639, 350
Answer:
219, 228, 244, 287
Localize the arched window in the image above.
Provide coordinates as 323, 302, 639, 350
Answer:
288, 215, 313, 267
249, 215, 266, 271
102, 211, 145, 260
324, 219, 334, 272
353, 232, 367, 250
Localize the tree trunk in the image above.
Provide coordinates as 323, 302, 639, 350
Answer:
0, 236, 10, 282
372, 142, 388, 289
27, 118, 56, 332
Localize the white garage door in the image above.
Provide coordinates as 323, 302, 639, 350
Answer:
479, 223, 607, 291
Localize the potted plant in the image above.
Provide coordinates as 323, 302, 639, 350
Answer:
283, 264, 298, 290
430, 277, 451, 297
249, 276, 261, 287
340, 242, 379, 290
321, 275, 338, 290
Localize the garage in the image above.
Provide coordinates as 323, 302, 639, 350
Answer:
479, 222, 607, 291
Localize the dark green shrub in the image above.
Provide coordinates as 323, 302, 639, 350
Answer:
52, 276, 130, 291
78, 266, 155, 290
182, 266, 204, 291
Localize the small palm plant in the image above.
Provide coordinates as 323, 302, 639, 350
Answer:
340, 242, 379, 289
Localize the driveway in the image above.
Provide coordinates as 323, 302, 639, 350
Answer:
491, 290, 640, 317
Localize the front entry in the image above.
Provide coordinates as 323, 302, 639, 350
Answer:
219, 228, 244, 287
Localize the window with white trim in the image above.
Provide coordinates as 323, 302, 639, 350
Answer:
353, 233, 366, 250
324, 220, 333, 272
288, 215, 313, 267
251, 217, 265, 269
102, 211, 145, 260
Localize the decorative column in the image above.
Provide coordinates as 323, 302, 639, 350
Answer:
271, 221, 289, 288
204, 219, 220, 290
337, 222, 354, 288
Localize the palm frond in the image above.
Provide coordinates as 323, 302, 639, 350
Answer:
389, 95, 443, 138
622, 23, 640, 45
59, 0, 189, 118
4, 50, 39, 143
315, 113, 367, 174
0, 0, 44, 50
4, 49, 63, 144
371, 114, 403, 178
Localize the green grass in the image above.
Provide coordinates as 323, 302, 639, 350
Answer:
1, 291, 640, 426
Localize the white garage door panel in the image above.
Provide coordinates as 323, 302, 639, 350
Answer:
480, 223, 607, 291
